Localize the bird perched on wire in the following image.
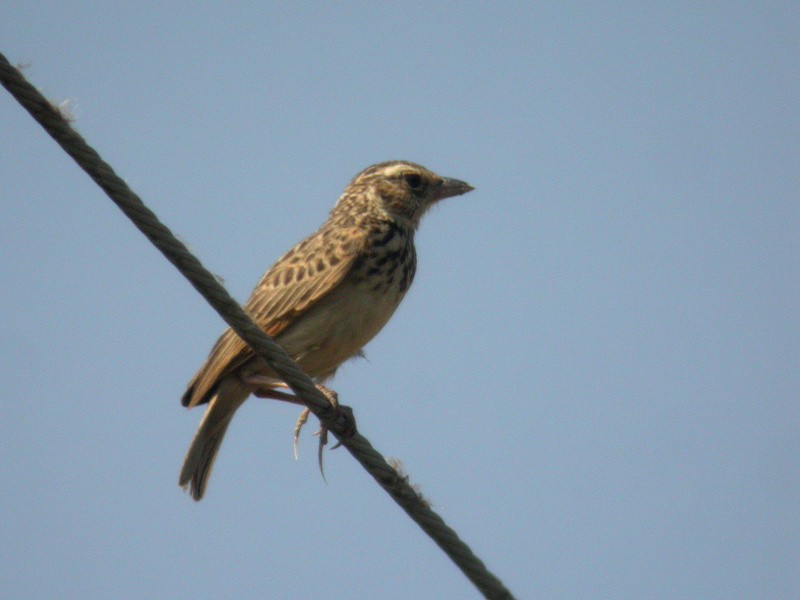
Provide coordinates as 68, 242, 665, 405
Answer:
179, 161, 474, 500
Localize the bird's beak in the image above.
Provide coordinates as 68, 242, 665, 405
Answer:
433, 177, 474, 201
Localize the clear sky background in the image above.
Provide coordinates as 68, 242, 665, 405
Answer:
1, 3, 797, 599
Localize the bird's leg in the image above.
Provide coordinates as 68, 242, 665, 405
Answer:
246, 377, 340, 413
250, 385, 312, 460
244, 376, 352, 474
245, 377, 296, 402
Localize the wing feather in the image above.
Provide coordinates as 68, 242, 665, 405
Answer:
182, 225, 367, 408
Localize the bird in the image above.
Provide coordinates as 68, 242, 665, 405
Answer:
179, 161, 474, 500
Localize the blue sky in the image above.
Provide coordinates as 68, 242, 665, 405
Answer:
1, 3, 797, 598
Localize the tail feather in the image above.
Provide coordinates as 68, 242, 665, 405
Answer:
179, 377, 249, 500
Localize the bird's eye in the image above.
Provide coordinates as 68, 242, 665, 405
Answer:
404, 173, 425, 192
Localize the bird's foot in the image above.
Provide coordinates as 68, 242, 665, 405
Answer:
296, 384, 356, 479
246, 377, 356, 476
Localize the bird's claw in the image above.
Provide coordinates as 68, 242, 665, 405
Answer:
292, 408, 310, 460
292, 385, 356, 478
317, 426, 328, 481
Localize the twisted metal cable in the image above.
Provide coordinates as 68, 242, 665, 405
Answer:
1, 52, 515, 600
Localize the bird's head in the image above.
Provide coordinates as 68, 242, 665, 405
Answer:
337, 161, 474, 229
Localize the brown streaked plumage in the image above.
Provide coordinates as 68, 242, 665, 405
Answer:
179, 161, 473, 500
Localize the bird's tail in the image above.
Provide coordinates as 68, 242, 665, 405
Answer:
179, 377, 249, 501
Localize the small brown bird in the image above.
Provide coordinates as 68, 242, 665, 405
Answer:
179, 161, 473, 500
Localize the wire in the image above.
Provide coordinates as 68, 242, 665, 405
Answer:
1, 52, 515, 600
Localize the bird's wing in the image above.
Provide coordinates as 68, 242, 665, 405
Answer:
182, 225, 368, 408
